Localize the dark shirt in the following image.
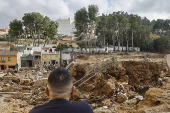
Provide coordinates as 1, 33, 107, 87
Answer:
29, 99, 93, 113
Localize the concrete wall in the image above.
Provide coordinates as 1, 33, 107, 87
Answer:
33, 47, 41, 52
17, 52, 23, 69
24, 50, 33, 55
61, 53, 71, 64
24, 47, 41, 55
64, 46, 140, 53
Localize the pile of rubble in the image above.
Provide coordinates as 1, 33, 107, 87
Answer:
68, 58, 169, 112
0, 98, 33, 113
0, 67, 52, 113
0, 53, 169, 113
93, 77, 170, 113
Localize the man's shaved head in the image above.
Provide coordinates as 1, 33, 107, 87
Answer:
48, 67, 73, 95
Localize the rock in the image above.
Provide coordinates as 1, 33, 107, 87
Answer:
2, 85, 14, 92
123, 98, 137, 107
165, 77, 170, 83
0, 99, 33, 113
93, 107, 112, 113
129, 83, 170, 112
85, 84, 95, 92
117, 93, 127, 103
102, 78, 116, 96
20, 79, 32, 85
135, 95, 143, 101
3, 98, 12, 102
118, 75, 129, 83
90, 103, 97, 109
33, 78, 48, 87
3, 76, 20, 83
35, 97, 49, 102
13, 92, 24, 99
159, 72, 167, 78
102, 99, 113, 107
121, 61, 162, 90
82, 93, 91, 99
34, 89, 39, 94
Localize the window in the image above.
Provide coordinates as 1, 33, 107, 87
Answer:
8, 57, 11, 61
56, 56, 58, 58
44, 56, 47, 58
1, 57, 5, 61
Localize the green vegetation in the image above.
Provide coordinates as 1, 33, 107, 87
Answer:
7, 5, 170, 53
9, 12, 58, 46
0, 36, 7, 41
55, 44, 67, 52
74, 5, 99, 53
74, 7, 170, 53
111, 54, 119, 70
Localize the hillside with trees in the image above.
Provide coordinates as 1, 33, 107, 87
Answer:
74, 6, 170, 53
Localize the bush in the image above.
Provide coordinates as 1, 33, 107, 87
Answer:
0, 37, 7, 41
111, 54, 120, 69
52, 46, 57, 48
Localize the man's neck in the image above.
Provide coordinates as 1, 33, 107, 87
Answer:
49, 95, 69, 101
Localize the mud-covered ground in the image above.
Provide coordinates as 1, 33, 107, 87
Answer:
0, 52, 170, 113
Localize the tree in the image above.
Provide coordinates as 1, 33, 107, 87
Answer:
74, 7, 88, 53
153, 19, 165, 30
22, 12, 44, 46
118, 16, 127, 51
9, 19, 23, 39
77, 41, 85, 51
74, 5, 99, 53
22, 12, 58, 46
88, 5, 99, 53
107, 14, 117, 51
96, 13, 108, 47
74, 7, 88, 37
154, 35, 170, 53
129, 14, 142, 51
43, 20, 58, 46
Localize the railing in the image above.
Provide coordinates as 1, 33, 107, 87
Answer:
0, 60, 6, 63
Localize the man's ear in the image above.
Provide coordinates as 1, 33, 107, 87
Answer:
45, 87, 50, 97
70, 86, 75, 96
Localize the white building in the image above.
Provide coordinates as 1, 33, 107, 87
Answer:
0, 28, 9, 37
61, 53, 72, 65
57, 18, 76, 36
24, 47, 42, 55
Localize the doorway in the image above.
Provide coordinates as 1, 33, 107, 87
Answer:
28, 61, 33, 67
51, 60, 56, 65
1, 65, 4, 70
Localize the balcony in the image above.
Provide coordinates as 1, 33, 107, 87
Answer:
0, 60, 6, 63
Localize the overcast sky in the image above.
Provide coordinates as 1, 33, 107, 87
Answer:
0, 0, 170, 28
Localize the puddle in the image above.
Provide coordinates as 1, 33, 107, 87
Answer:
136, 87, 149, 98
